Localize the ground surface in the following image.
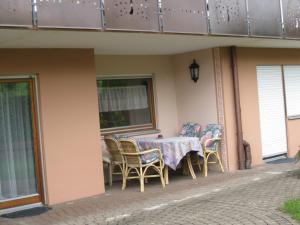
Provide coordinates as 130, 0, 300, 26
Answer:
1, 163, 300, 225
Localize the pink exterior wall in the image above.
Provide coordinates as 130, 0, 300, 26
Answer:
0, 49, 104, 205
221, 47, 300, 167
287, 120, 300, 156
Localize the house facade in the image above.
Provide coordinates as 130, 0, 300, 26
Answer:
1, 0, 300, 211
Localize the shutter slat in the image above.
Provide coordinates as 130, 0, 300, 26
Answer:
256, 66, 287, 157
283, 66, 300, 117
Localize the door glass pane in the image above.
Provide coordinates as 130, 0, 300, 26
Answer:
0, 81, 37, 201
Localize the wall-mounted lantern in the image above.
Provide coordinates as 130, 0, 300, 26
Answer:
189, 59, 200, 83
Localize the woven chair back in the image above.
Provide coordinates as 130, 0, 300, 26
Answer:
119, 138, 141, 165
104, 136, 124, 162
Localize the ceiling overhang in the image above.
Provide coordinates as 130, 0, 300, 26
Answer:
1, 28, 300, 55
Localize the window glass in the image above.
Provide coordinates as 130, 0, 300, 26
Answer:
97, 77, 155, 133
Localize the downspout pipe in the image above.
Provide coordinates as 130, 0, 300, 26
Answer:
230, 46, 246, 170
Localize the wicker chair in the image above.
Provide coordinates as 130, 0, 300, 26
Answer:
104, 136, 125, 187
178, 122, 201, 138
178, 122, 202, 174
119, 138, 165, 192
198, 124, 224, 177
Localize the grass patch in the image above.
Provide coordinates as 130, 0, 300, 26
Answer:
283, 199, 300, 222
287, 169, 300, 178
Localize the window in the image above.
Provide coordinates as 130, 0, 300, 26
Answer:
283, 66, 300, 118
97, 77, 156, 134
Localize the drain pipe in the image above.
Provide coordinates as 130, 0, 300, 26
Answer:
230, 46, 246, 170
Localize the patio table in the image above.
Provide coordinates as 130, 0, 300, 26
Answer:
136, 136, 203, 184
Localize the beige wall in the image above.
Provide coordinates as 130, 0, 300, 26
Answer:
223, 47, 300, 166
95, 52, 218, 138
95, 53, 219, 171
0, 49, 104, 205
95, 55, 179, 138
173, 49, 218, 129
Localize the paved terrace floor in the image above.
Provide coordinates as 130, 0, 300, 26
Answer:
1, 163, 300, 225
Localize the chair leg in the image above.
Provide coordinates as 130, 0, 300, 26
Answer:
122, 166, 128, 191
216, 152, 225, 173
160, 173, 166, 188
109, 163, 113, 187
203, 154, 208, 177
164, 166, 169, 185
159, 162, 166, 188
139, 167, 144, 192
121, 164, 126, 190
186, 153, 196, 179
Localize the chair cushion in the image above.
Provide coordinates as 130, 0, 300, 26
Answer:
119, 137, 160, 164
112, 134, 130, 140
179, 122, 201, 138
200, 124, 222, 151
141, 151, 160, 164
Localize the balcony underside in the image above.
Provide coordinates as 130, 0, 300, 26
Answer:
2, 0, 300, 54
1, 29, 300, 55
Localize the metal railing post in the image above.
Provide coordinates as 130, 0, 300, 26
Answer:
245, 0, 250, 36
157, 0, 163, 32
206, 0, 211, 34
279, 0, 285, 38
31, 0, 38, 28
100, 0, 105, 30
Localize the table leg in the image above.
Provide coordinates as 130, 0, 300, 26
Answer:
108, 162, 113, 186
164, 166, 169, 185
186, 153, 196, 179
182, 160, 189, 176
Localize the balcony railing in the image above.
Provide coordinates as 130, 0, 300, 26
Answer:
208, 0, 248, 36
0, 0, 33, 27
161, 0, 208, 34
37, 0, 102, 29
1, 0, 300, 39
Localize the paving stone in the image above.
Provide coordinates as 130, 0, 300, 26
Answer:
1, 163, 300, 225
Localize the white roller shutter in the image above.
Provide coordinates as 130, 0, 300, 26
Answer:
283, 66, 300, 118
256, 66, 287, 158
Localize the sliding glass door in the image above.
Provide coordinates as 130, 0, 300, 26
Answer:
0, 79, 43, 209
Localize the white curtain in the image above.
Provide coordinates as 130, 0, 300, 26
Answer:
99, 85, 149, 112
0, 82, 37, 201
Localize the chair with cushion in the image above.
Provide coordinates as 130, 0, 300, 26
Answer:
104, 136, 125, 187
179, 122, 202, 138
179, 122, 202, 174
119, 138, 165, 192
199, 124, 224, 177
